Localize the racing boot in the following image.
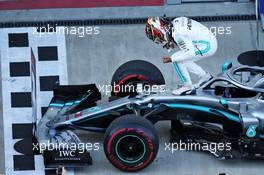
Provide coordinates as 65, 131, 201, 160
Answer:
172, 85, 193, 95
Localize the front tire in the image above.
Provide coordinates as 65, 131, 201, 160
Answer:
103, 115, 159, 172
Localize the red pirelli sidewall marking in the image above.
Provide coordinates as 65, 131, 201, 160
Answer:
107, 128, 126, 153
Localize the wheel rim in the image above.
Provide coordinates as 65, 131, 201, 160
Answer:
115, 135, 146, 164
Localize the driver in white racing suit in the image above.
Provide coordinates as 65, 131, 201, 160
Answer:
145, 16, 217, 95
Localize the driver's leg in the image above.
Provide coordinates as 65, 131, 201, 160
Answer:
185, 60, 212, 87
172, 62, 192, 85
185, 60, 206, 76
172, 62, 194, 95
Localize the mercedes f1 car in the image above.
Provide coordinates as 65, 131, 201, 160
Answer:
36, 60, 264, 172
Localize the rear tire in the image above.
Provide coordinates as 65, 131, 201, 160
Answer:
111, 60, 165, 97
103, 114, 159, 172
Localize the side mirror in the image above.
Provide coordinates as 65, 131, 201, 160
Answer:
222, 62, 233, 72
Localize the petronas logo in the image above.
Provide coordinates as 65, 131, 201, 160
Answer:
246, 125, 257, 138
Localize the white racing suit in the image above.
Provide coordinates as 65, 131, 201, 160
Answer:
170, 17, 217, 90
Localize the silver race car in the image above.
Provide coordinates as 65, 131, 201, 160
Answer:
36, 60, 264, 172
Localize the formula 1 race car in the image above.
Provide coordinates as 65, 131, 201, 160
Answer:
36, 60, 264, 172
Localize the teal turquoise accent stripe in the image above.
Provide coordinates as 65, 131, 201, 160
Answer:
172, 62, 186, 82
192, 40, 211, 56
65, 102, 74, 106
222, 62, 232, 72
220, 98, 228, 105
75, 100, 81, 104
163, 103, 240, 123
50, 100, 81, 107
49, 103, 64, 107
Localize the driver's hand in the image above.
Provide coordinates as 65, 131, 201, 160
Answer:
162, 56, 172, 63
